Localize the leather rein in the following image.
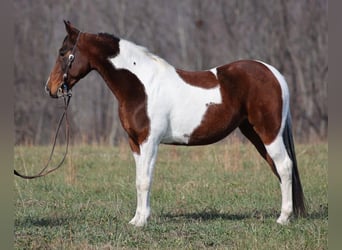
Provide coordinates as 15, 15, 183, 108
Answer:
14, 32, 81, 179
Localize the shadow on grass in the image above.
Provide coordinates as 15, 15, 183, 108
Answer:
15, 215, 73, 228
307, 203, 328, 220
162, 208, 279, 222
162, 203, 328, 222
163, 212, 249, 221
15, 204, 327, 229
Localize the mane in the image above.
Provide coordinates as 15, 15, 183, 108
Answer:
97, 32, 120, 42
88, 32, 120, 57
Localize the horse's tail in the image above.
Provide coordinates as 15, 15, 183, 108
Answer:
282, 113, 306, 217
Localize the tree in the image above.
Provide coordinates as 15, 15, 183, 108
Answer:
14, 0, 327, 144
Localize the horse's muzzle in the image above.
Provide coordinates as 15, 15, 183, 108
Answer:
44, 82, 71, 99
57, 83, 72, 98
45, 85, 59, 98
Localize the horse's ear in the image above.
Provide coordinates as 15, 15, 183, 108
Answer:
63, 20, 80, 37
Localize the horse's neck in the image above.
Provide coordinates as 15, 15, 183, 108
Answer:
90, 39, 155, 104
92, 39, 170, 103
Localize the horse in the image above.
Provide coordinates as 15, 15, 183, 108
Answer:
45, 21, 305, 227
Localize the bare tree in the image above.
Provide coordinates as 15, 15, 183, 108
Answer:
14, 0, 327, 145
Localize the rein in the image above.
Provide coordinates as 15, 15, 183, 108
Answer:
14, 31, 81, 179
14, 94, 71, 179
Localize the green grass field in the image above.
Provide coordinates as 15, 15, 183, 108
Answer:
14, 142, 327, 249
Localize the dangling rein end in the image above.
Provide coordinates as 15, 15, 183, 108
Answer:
14, 95, 71, 179
14, 169, 32, 179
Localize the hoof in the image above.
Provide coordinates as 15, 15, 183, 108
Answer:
276, 215, 290, 225
129, 215, 147, 227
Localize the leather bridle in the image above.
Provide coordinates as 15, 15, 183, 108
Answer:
57, 31, 82, 98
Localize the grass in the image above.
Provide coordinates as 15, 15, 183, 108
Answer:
14, 141, 327, 249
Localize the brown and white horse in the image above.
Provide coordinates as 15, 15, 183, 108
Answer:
46, 21, 305, 227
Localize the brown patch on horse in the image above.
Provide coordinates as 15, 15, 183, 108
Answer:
242, 61, 283, 145
188, 60, 282, 146
114, 70, 150, 154
176, 69, 219, 88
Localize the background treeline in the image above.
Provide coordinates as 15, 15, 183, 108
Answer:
14, 0, 327, 145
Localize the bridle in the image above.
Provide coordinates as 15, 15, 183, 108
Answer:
14, 31, 82, 179
57, 31, 82, 98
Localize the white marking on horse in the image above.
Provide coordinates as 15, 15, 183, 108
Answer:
210, 67, 218, 78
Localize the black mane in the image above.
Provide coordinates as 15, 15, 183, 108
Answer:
93, 32, 120, 57
98, 32, 120, 43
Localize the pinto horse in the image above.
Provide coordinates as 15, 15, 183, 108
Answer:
46, 21, 305, 227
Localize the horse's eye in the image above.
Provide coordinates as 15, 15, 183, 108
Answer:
59, 48, 67, 57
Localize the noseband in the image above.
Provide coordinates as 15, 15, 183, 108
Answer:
57, 31, 82, 98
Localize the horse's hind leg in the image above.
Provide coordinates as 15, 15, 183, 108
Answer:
239, 120, 293, 224
265, 135, 293, 224
239, 120, 279, 180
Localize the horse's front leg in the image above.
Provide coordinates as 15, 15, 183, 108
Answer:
129, 139, 159, 227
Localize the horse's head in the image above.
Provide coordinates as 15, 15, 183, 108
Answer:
45, 21, 91, 98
